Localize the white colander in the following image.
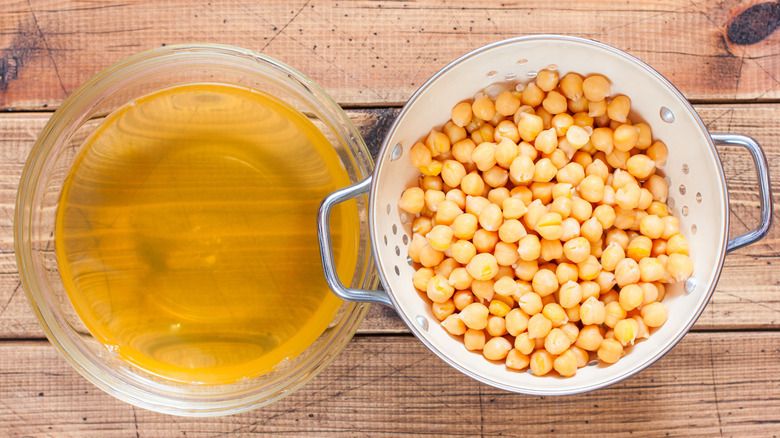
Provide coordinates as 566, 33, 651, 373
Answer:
318, 35, 772, 395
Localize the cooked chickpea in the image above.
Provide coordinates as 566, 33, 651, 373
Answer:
471, 141, 497, 172
618, 284, 644, 311
426, 274, 455, 303
412, 267, 435, 291
432, 300, 456, 321
576, 324, 604, 351
527, 313, 553, 339
452, 138, 477, 165
516, 234, 541, 261
522, 82, 546, 107
528, 269, 557, 298
495, 90, 521, 116
483, 336, 512, 360
427, 225, 454, 251
451, 101, 473, 127
583, 74, 610, 101
638, 257, 665, 282
580, 296, 606, 325
441, 160, 467, 187
560, 217, 581, 242
542, 90, 568, 114
647, 140, 668, 166
464, 328, 486, 351
506, 349, 531, 370
465, 253, 499, 281
593, 204, 616, 229
449, 268, 473, 292
494, 138, 518, 169
530, 350, 554, 376
518, 291, 543, 315
450, 213, 477, 240
563, 237, 591, 264
517, 112, 544, 142
399, 187, 425, 214
544, 328, 572, 355
598, 338, 624, 364
535, 212, 563, 240
626, 154, 655, 179
412, 217, 433, 236
578, 174, 604, 203
419, 243, 445, 268
494, 241, 520, 267
536, 69, 559, 92
559, 72, 584, 100
534, 128, 558, 154
615, 182, 641, 210
661, 216, 680, 239
451, 239, 477, 264
627, 235, 652, 262
444, 120, 468, 144
558, 281, 583, 309
472, 93, 496, 121
540, 238, 564, 261
472, 229, 499, 254
667, 253, 693, 282
644, 174, 668, 202
614, 257, 640, 287
641, 302, 669, 327
483, 165, 509, 188
601, 241, 626, 272
606, 95, 631, 123
478, 203, 503, 232
666, 233, 690, 255
441, 314, 467, 335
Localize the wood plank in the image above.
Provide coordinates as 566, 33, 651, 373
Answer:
1, 104, 779, 338
0, 332, 778, 437
1, 0, 779, 110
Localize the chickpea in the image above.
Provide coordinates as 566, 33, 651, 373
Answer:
494, 241, 520, 266
644, 174, 668, 202
641, 302, 669, 327
441, 160, 467, 188
606, 95, 631, 123
508, 155, 535, 185
558, 281, 583, 309
471, 93, 496, 121
589, 99, 608, 118
449, 268, 473, 292
483, 336, 512, 360
627, 235, 652, 262
560, 217, 581, 242
472, 279, 495, 302
426, 274, 455, 303
419, 242, 445, 268
465, 195, 491, 216
483, 165, 509, 188
441, 314, 467, 335
506, 349, 531, 370
638, 257, 665, 282
583, 74, 610, 101
452, 138, 477, 165
522, 82, 545, 107
614, 257, 640, 287
531, 268, 559, 297
478, 203, 503, 232
434, 257, 460, 279
427, 225, 454, 251
559, 73, 584, 100
530, 350, 554, 376
494, 138, 518, 169
667, 253, 694, 282
580, 296, 606, 325
577, 255, 601, 281
528, 313, 553, 339
407, 233, 427, 263
471, 141, 498, 172
502, 198, 528, 221
517, 234, 542, 261
535, 212, 564, 240
536, 68, 560, 92
544, 328, 572, 355
412, 267, 435, 291
615, 182, 641, 210
593, 204, 616, 229
426, 130, 451, 157
534, 128, 558, 154
604, 301, 627, 328
661, 216, 680, 240
443, 120, 468, 144
517, 112, 544, 142
518, 291, 544, 315
666, 233, 690, 255
626, 154, 655, 180
647, 140, 668, 166
432, 300, 456, 321
451, 101, 473, 127
540, 238, 564, 261
473, 228, 499, 253
598, 338, 624, 364
563, 237, 591, 264
635, 123, 652, 149
495, 90, 521, 116
466, 253, 499, 281
399, 187, 425, 214
542, 90, 568, 114
618, 284, 644, 311
464, 328, 486, 351
494, 120, 520, 144
514, 259, 539, 282
451, 213, 478, 240
412, 216, 433, 236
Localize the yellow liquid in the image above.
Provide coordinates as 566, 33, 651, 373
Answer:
56, 83, 358, 384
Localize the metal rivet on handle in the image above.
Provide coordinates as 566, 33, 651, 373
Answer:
660, 107, 675, 123
684, 276, 697, 294
415, 315, 429, 331
390, 143, 403, 161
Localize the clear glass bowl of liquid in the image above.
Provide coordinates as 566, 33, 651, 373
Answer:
15, 44, 377, 416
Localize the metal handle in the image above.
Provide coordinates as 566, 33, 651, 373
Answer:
317, 176, 392, 307
711, 133, 773, 252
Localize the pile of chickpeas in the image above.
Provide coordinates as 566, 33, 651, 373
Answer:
398, 69, 694, 377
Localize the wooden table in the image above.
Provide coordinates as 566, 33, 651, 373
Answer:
2, 1, 779, 436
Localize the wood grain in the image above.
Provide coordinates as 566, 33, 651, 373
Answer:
0, 0, 779, 111
1, 332, 779, 437
1, 104, 779, 338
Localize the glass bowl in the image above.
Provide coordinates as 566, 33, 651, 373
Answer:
14, 44, 377, 416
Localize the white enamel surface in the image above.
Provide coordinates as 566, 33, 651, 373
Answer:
370, 36, 727, 394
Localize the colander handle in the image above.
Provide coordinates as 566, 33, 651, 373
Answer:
317, 176, 393, 307
711, 133, 774, 252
